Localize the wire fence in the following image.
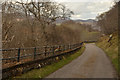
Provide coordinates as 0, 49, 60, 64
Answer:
0, 42, 83, 68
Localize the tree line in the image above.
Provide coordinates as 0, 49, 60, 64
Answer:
2, 0, 91, 49
96, 1, 119, 35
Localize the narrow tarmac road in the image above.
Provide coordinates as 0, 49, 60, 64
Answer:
47, 43, 117, 78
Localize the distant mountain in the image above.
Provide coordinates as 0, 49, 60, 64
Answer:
55, 19, 96, 24
73, 19, 96, 24
55, 18, 100, 31
73, 19, 100, 31
55, 18, 71, 24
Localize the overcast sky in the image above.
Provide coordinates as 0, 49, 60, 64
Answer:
0, 0, 115, 20
59, 1, 115, 20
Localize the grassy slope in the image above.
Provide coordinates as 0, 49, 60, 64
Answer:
14, 46, 85, 78
81, 31, 100, 41
96, 33, 118, 72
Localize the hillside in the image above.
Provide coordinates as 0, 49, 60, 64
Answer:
74, 19, 95, 23
55, 19, 96, 25
74, 19, 100, 31
55, 18, 100, 31
96, 32, 118, 72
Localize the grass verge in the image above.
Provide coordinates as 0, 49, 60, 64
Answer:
96, 33, 118, 72
14, 46, 85, 78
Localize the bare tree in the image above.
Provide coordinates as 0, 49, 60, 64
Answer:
2, 0, 74, 48
96, 1, 119, 35
16, 0, 73, 45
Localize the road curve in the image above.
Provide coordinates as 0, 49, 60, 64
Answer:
46, 43, 117, 78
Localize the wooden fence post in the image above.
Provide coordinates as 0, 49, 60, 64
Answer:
64, 45, 65, 51
44, 46, 47, 56
58, 45, 61, 51
17, 48, 20, 62
69, 44, 71, 50
34, 47, 36, 60
68, 45, 69, 50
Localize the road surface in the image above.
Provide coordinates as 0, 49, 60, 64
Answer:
47, 43, 117, 78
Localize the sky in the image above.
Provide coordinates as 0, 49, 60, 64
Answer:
59, 0, 115, 20
0, 0, 116, 20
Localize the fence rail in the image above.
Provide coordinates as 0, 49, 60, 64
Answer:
1, 42, 83, 69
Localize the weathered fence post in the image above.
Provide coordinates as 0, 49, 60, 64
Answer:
70, 45, 72, 49
44, 46, 47, 56
69, 44, 71, 50
68, 44, 70, 50
67, 45, 68, 50
34, 47, 36, 60
58, 45, 61, 51
17, 48, 21, 62
64, 45, 65, 51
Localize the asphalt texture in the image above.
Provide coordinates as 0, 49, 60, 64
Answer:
46, 43, 117, 78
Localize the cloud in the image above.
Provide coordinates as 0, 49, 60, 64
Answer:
71, 15, 82, 20
61, 1, 114, 20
